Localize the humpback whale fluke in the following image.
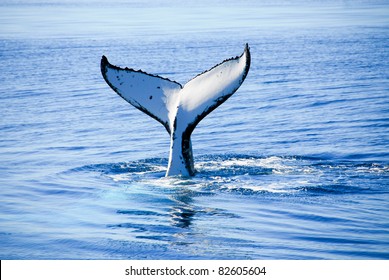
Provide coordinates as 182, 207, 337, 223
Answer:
101, 44, 251, 177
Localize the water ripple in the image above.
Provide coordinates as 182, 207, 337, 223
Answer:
71, 154, 388, 196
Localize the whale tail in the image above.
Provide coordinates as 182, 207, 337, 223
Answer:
101, 44, 251, 176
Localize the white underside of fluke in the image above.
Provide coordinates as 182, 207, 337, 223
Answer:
101, 44, 251, 176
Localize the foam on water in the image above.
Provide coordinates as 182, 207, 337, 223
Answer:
75, 155, 388, 195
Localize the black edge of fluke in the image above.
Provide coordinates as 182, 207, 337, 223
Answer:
186, 43, 251, 84
101, 55, 108, 64
101, 55, 108, 70
243, 43, 251, 81
100, 55, 182, 87
100, 55, 109, 80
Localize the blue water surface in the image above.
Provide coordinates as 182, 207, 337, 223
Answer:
0, 0, 389, 259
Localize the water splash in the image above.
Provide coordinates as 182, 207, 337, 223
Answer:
73, 154, 388, 195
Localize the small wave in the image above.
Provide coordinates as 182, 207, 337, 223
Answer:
196, 155, 318, 176
70, 154, 388, 195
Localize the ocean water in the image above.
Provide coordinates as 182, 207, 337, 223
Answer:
0, 0, 389, 259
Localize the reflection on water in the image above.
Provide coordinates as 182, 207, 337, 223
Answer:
170, 191, 196, 228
